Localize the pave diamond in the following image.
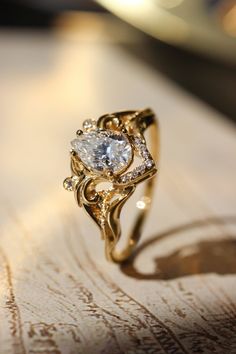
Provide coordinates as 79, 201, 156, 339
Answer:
71, 130, 132, 174
118, 135, 156, 184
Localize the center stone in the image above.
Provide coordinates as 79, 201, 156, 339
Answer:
71, 130, 132, 174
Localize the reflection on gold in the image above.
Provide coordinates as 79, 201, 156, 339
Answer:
222, 4, 236, 37
136, 196, 151, 210
136, 200, 146, 210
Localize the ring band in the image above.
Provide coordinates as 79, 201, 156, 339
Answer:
63, 108, 159, 262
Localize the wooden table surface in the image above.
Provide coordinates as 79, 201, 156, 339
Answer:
0, 14, 236, 354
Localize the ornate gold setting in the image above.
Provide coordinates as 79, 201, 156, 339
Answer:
63, 108, 159, 262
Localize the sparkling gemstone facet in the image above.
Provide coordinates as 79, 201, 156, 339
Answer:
63, 177, 73, 191
82, 119, 97, 131
63, 176, 80, 191
71, 130, 132, 174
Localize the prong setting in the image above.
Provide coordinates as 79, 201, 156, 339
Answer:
76, 129, 83, 137
106, 170, 115, 181
121, 127, 128, 134
70, 149, 77, 157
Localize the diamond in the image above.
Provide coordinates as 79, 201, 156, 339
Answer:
63, 176, 80, 191
132, 168, 139, 178
82, 119, 97, 131
63, 177, 73, 191
137, 164, 146, 173
133, 136, 142, 145
71, 130, 132, 174
142, 150, 149, 158
145, 160, 154, 169
120, 176, 126, 183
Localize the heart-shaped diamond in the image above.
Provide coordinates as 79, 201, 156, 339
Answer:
71, 130, 132, 174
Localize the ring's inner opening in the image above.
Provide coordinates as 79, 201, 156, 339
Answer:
96, 181, 113, 192
110, 121, 158, 261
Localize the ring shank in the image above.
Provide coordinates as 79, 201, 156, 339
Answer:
105, 109, 159, 262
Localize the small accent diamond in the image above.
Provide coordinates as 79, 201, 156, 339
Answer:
136, 164, 146, 173
63, 176, 79, 191
83, 119, 97, 131
63, 177, 73, 191
145, 160, 154, 169
116, 134, 155, 184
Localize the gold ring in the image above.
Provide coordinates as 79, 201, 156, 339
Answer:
63, 108, 159, 262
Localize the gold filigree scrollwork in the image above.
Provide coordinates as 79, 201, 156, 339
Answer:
64, 108, 159, 262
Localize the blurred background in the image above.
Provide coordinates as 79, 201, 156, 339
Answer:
1, 0, 236, 211
1, 3, 236, 351
1, 0, 236, 120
